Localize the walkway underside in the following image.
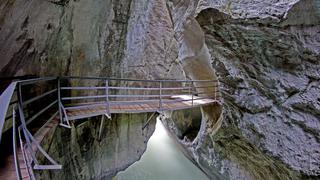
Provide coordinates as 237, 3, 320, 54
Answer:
64, 95, 218, 121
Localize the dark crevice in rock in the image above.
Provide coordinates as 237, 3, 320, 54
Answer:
64, 55, 71, 76
48, 0, 70, 7
180, 121, 201, 142
182, 129, 199, 142
64, 7, 74, 76
20, 16, 29, 30
170, 108, 202, 142
15, 31, 28, 41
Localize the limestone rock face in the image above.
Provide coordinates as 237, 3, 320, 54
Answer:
0, 0, 126, 77
1, 0, 320, 179
0, 0, 183, 79
162, 0, 320, 179
0, 0, 182, 179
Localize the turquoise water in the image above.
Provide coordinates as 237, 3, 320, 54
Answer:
115, 119, 208, 180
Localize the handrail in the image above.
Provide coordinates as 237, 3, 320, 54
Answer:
61, 86, 193, 91
1, 76, 219, 137
18, 77, 56, 86
26, 100, 58, 125
0, 77, 63, 180
0, 82, 17, 142
61, 76, 218, 83
23, 88, 57, 106
59, 76, 219, 110
0, 76, 221, 180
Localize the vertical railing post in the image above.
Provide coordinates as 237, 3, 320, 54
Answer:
57, 77, 63, 124
216, 80, 220, 101
191, 81, 194, 107
105, 79, 110, 115
17, 83, 37, 164
12, 106, 23, 180
214, 81, 216, 100
159, 81, 162, 111
188, 81, 191, 97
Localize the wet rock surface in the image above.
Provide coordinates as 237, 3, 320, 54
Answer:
161, 0, 320, 179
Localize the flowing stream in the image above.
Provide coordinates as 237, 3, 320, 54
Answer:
114, 119, 208, 180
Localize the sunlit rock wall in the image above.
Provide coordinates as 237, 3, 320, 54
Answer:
162, 0, 320, 179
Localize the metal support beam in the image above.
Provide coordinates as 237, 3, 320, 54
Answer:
98, 115, 105, 141
59, 103, 71, 128
105, 113, 111, 119
98, 113, 111, 141
142, 112, 157, 130
24, 129, 62, 170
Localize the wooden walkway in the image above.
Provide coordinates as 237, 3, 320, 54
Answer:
1, 76, 221, 180
0, 118, 59, 180
64, 95, 218, 121
0, 148, 29, 180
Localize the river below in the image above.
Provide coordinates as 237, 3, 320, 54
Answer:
114, 119, 208, 180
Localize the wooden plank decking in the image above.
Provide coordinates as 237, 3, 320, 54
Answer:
64, 95, 218, 121
0, 149, 29, 180
0, 118, 59, 180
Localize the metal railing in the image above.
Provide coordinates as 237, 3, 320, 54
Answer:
1, 77, 62, 180
58, 76, 221, 124
0, 76, 221, 180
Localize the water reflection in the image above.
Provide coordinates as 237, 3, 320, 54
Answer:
115, 119, 208, 180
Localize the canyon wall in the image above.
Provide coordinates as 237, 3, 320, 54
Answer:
1, 0, 320, 179
162, 0, 320, 179
0, 0, 182, 179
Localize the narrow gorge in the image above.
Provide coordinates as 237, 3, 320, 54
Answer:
0, 0, 319, 179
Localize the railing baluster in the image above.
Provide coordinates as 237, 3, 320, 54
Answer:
217, 80, 220, 101
159, 81, 162, 111
12, 106, 23, 180
17, 83, 37, 164
191, 81, 194, 107
105, 80, 110, 116
214, 81, 216, 100
58, 78, 63, 124
188, 81, 191, 97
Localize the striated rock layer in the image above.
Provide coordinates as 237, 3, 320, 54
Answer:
162, 0, 320, 179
